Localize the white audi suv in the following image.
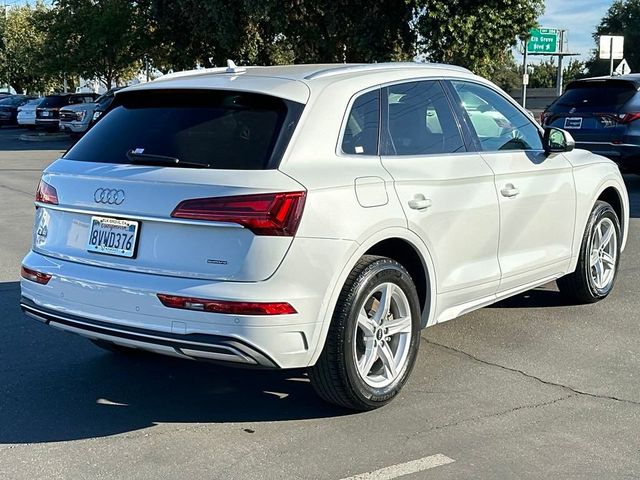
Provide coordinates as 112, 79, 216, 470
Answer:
21, 62, 629, 410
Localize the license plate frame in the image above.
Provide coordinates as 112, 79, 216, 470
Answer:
564, 117, 583, 129
87, 216, 140, 258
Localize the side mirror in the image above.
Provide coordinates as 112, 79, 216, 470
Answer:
544, 127, 575, 154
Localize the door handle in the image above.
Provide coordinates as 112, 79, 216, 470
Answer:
408, 194, 432, 211
500, 184, 520, 198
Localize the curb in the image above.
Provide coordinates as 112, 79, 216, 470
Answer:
19, 133, 71, 143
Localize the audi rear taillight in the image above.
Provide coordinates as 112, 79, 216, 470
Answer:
157, 294, 297, 316
618, 112, 640, 124
21, 266, 52, 285
35, 180, 58, 205
171, 191, 306, 236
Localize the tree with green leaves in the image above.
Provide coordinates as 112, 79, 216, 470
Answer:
527, 59, 586, 88
488, 52, 520, 92
586, 0, 640, 76
0, 2, 51, 93
414, 0, 544, 78
139, 0, 417, 70
265, 0, 417, 63
46, 0, 143, 89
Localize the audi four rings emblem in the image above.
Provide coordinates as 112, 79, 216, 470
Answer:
94, 188, 126, 205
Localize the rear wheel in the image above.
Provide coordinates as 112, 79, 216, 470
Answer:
557, 201, 621, 303
309, 255, 421, 410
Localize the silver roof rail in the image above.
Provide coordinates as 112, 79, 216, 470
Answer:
304, 62, 472, 80
154, 59, 247, 82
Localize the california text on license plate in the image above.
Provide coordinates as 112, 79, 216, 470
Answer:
87, 216, 139, 258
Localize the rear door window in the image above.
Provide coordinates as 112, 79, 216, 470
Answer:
341, 89, 380, 155
63, 89, 304, 170
381, 80, 465, 156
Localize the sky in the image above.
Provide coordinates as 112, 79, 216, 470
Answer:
518, 0, 613, 63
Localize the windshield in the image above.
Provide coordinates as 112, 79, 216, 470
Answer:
63, 89, 304, 170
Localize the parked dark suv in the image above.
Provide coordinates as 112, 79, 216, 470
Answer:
36, 93, 99, 131
542, 75, 640, 173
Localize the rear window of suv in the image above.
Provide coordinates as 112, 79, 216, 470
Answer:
63, 89, 304, 170
553, 80, 638, 110
39, 96, 70, 108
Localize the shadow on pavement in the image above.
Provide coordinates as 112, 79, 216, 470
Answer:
0, 281, 348, 444
0, 126, 73, 152
489, 286, 571, 309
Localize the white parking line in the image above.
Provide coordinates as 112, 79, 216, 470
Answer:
339, 454, 455, 480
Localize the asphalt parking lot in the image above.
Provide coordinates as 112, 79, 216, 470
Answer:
1, 125, 639, 479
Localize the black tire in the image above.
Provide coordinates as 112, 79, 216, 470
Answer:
557, 201, 621, 304
90, 338, 142, 355
309, 255, 422, 410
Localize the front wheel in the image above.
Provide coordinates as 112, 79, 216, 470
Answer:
309, 255, 421, 410
557, 201, 621, 303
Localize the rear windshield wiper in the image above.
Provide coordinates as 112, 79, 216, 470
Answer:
125, 150, 210, 168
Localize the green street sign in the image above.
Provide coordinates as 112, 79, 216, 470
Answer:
526, 28, 560, 54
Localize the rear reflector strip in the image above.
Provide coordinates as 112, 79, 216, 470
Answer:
157, 294, 297, 316
21, 266, 52, 285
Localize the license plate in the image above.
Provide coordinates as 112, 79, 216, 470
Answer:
41, 111, 50, 117
87, 216, 139, 258
564, 117, 582, 129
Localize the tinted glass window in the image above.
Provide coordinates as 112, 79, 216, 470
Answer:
452, 81, 543, 152
342, 89, 380, 155
64, 90, 302, 170
40, 96, 69, 108
382, 81, 464, 156
0, 96, 30, 106
553, 80, 637, 111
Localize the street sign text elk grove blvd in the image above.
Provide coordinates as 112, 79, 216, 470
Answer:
527, 28, 560, 54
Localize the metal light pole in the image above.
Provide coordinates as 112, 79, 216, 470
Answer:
520, 34, 530, 109
609, 37, 615, 76
554, 30, 566, 97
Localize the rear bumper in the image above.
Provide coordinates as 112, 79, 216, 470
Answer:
35, 119, 59, 127
20, 236, 354, 368
20, 296, 278, 367
59, 121, 88, 133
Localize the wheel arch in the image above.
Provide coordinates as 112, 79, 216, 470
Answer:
597, 186, 624, 237
363, 238, 429, 322
307, 227, 437, 367
569, 177, 629, 273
